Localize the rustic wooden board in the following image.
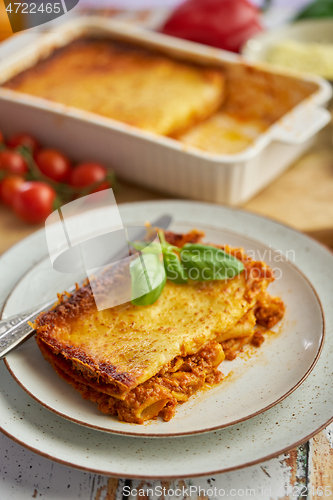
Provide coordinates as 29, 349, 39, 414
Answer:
309, 428, 333, 500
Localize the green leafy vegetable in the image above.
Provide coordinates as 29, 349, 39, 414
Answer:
163, 250, 188, 284
129, 233, 245, 305
130, 253, 166, 306
158, 230, 188, 284
180, 243, 244, 281
130, 232, 188, 284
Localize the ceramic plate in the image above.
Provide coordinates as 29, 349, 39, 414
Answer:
0, 201, 332, 478
3, 222, 324, 438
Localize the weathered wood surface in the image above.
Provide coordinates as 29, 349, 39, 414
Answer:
1, 425, 333, 499
309, 429, 333, 500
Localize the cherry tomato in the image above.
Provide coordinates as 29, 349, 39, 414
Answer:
0, 150, 28, 175
13, 181, 56, 224
35, 149, 71, 183
70, 162, 111, 192
7, 133, 40, 154
0, 176, 25, 206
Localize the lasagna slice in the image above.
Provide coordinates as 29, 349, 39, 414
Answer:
34, 230, 284, 424
179, 113, 267, 154
3, 37, 226, 137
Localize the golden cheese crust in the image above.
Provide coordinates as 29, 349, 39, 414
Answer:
4, 37, 226, 137
35, 270, 269, 393
35, 232, 274, 390
33, 230, 283, 423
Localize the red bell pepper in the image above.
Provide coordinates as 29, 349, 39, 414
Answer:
161, 0, 263, 53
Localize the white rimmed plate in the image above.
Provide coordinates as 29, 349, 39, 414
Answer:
3, 222, 324, 438
0, 200, 332, 478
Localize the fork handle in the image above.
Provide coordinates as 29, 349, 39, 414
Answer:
0, 305, 49, 360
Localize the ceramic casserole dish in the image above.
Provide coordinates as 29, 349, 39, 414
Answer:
0, 17, 331, 204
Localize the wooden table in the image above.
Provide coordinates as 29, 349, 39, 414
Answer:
1, 125, 333, 498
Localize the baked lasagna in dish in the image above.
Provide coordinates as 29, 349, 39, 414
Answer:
3, 38, 226, 137
3, 35, 317, 154
33, 230, 285, 424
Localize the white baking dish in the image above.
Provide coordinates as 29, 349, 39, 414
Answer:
0, 17, 331, 205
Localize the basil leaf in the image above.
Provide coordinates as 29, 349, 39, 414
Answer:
130, 241, 149, 252
157, 230, 181, 254
130, 253, 166, 306
130, 241, 161, 255
180, 243, 244, 281
163, 250, 188, 284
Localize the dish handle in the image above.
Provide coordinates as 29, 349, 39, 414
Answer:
271, 105, 331, 145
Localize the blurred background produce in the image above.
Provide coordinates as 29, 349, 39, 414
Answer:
241, 0, 333, 78
295, 0, 333, 20
0, 0, 25, 39
0, 0, 12, 41
160, 0, 263, 53
0, 130, 116, 224
0, 0, 15, 41
266, 35, 333, 79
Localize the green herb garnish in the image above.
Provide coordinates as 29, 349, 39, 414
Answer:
180, 243, 244, 281
129, 232, 244, 306
129, 252, 166, 306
